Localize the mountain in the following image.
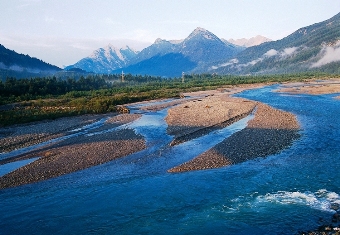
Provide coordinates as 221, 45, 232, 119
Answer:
128, 38, 177, 65
209, 12, 340, 75
227, 35, 272, 47
67, 12, 340, 77
178, 27, 242, 63
66, 45, 138, 73
0, 44, 61, 80
115, 53, 197, 77
67, 27, 243, 77
114, 27, 243, 77
131, 27, 243, 65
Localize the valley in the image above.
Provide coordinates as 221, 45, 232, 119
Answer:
1, 8, 340, 235
1, 79, 340, 234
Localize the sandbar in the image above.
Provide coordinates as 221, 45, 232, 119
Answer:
168, 103, 300, 172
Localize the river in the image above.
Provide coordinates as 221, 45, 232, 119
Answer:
0, 85, 339, 234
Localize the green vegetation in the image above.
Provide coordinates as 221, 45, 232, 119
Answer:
0, 72, 339, 126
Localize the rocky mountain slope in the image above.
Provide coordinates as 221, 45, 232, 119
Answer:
65, 45, 138, 74
209, 12, 340, 75
4, 12, 340, 79
68, 27, 243, 77
113, 27, 243, 77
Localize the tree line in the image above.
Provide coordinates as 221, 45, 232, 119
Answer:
0, 72, 338, 126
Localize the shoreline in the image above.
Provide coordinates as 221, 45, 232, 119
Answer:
0, 113, 117, 154
276, 78, 340, 96
0, 113, 145, 189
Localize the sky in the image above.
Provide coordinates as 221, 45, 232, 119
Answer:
0, 0, 339, 68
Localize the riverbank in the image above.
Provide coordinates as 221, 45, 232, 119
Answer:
0, 113, 145, 189
168, 102, 300, 172
0, 113, 115, 153
276, 78, 340, 96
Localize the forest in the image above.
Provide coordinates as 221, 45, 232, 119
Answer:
0, 72, 338, 126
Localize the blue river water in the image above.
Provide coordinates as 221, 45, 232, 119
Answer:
1, 85, 340, 234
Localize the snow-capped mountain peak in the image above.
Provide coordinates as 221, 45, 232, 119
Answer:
186, 27, 221, 41
67, 44, 138, 73
227, 35, 272, 47
169, 39, 184, 44
154, 38, 165, 44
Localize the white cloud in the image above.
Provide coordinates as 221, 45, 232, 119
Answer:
249, 58, 262, 65
264, 49, 278, 57
210, 58, 239, 70
237, 58, 263, 68
282, 47, 297, 56
264, 47, 298, 58
311, 43, 340, 67
212, 47, 300, 71
220, 59, 239, 67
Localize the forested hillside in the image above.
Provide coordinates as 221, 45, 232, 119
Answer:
0, 44, 61, 80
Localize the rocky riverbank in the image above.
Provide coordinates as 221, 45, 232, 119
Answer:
276, 78, 340, 96
0, 113, 145, 189
0, 113, 115, 153
168, 103, 300, 172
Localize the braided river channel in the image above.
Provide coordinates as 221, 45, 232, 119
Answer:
1, 85, 340, 234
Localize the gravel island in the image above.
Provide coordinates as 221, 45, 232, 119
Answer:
168, 103, 300, 172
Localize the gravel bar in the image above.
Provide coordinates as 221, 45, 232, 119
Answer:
166, 96, 257, 145
0, 114, 145, 189
168, 103, 300, 173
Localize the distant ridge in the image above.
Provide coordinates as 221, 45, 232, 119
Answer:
208, 12, 340, 75
69, 27, 243, 77
0, 44, 61, 80
227, 35, 272, 47
65, 45, 138, 73
6, 12, 340, 79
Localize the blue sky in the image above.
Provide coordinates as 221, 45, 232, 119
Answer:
0, 0, 339, 67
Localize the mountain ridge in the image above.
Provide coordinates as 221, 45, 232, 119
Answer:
0, 44, 62, 80
69, 27, 244, 76
227, 35, 272, 48
65, 45, 138, 74
3, 12, 340, 79
207, 12, 340, 75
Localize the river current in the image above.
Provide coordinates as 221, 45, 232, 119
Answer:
1, 85, 340, 234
